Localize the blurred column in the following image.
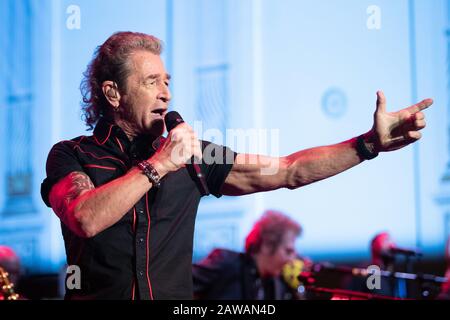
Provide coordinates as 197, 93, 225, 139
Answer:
195, 0, 229, 134
192, 0, 245, 261
2, 0, 36, 216
437, 0, 450, 242
441, 1, 450, 183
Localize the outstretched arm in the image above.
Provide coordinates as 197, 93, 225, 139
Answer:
221, 91, 433, 196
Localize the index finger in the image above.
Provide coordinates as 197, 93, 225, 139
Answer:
407, 98, 433, 114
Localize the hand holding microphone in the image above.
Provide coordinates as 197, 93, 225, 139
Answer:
146, 111, 209, 195
164, 111, 209, 195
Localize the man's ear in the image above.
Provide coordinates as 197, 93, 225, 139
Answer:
102, 81, 121, 108
260, 243, 271, 256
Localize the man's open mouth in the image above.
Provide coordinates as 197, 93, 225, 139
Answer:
152, 108, 167, 116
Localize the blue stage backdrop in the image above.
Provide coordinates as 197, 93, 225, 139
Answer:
0, 0, 449, 273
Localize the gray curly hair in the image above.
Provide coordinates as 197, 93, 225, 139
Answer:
80, 31, 163, 129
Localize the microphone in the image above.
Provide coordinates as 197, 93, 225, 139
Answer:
282, 258, 307, 289
388, 245, 422, 257
164, 111, 210, 196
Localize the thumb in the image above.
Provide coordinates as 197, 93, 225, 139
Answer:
376, 90, 387, 114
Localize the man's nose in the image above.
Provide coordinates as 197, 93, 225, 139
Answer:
158, 85, 171, 103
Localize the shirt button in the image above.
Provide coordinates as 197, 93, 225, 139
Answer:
139, 238, 144, 244
138, 209, 144, 214
139, 271, 144, 277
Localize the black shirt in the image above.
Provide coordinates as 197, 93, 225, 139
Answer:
41, 119, 236, 300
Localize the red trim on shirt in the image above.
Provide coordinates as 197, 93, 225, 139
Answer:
145, 193, 154, 300
131, 207, 137, 300
73, 145, 127, 168
83, 164, 116, 171
94, 124, 113, 145
132, 208, 137, 233
115, 137, 125, 153
131, 280, 136, 300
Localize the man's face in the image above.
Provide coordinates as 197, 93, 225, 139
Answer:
120, 50, 171, 137
259, 230, 297, 277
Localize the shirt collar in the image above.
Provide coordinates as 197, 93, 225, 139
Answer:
93, 117, 165, 154
93, 118, 118, 145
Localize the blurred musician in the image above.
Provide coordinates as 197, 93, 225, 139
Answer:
192, 210, 310, 300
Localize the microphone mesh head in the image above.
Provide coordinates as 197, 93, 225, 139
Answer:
164, 111, 184, 132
